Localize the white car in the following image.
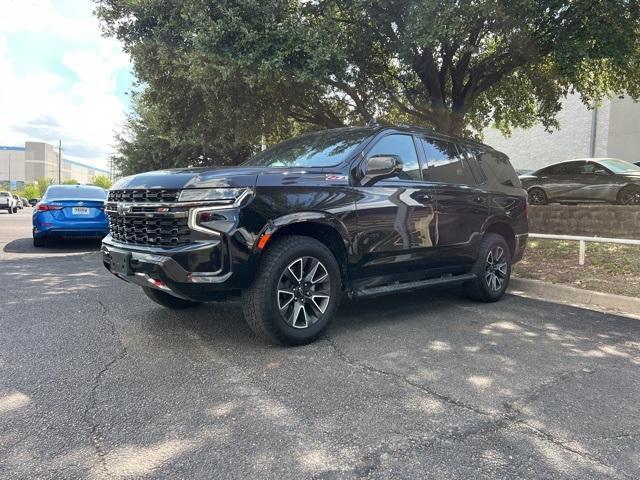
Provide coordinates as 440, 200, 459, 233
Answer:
1, 191, 17, 214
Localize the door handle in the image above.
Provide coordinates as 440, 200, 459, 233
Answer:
473, 196, 485, 204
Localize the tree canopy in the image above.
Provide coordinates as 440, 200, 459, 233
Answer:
96, 0, 640, 174
90, 174, 113, 190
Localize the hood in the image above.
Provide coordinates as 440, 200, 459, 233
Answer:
112, 166, 266, 190
620, 172, 640, 180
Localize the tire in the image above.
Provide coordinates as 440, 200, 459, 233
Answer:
464, 233, 512, 302
242, 235, 342, 346
142, 287, 202, 309
7, 207, 12, 214
33, 236, 48, 247
617, 185, 640, 205
528, 187, 547, 205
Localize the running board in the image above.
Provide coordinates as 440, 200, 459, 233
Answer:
351, 273, 476, 299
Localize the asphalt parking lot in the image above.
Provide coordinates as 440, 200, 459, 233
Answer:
1, 209, 639, 479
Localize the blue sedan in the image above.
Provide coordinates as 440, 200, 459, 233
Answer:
33, 185, 109, 247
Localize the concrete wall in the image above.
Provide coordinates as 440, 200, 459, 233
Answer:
528, 205, 640, 239
483, 94, 610, 171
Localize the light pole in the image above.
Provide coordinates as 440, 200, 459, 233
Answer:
58, 140, 62, 183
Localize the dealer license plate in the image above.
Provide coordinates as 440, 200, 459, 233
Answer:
72, 207, 90, 215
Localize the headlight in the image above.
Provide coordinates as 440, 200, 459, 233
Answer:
178, 188, 248, 203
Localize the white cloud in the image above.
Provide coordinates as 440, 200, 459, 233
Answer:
0, 0, 132, 171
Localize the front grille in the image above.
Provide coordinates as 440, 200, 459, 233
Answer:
108, 189, 181, 203
106, 189, 192, 247
107, 212, 191, 247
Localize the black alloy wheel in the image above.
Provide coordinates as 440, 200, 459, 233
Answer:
528, 188, 547, 205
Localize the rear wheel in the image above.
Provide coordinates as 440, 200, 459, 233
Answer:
242, 235, 341, 346
617, 185, 640, 205
528, 187, 547, 205
464, 233, 512, 302
142, 287, 202, 309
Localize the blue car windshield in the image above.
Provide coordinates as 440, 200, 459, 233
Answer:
244, 128, 373, 168
44, 186, 107, 201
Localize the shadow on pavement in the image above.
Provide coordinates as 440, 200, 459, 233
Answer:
3, 237, 102, 254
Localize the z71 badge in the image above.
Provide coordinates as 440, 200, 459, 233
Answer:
325, 174, 348, 181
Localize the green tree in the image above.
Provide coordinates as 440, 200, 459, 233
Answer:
62, 179, 79, 185
91, 174, 113, 189
35, 178, 54, 198
96, 0, 640, 171
21, 184, 40, 200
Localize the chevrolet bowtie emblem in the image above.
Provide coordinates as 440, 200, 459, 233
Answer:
117, 203, 131, 215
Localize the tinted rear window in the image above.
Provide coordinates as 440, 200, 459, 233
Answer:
471, 147, 520, 188
420, 137, 477, 185
44, 186, 107, 200
0, 192, 9, 197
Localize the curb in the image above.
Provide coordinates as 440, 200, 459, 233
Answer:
508, 277, 640, 319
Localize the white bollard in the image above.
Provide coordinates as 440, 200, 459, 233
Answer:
579, 240, 586, 266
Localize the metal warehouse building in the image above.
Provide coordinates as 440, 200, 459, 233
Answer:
0, 141, 108, 189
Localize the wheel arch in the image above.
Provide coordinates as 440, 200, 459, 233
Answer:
618, 183, 640, 199
257, 212, 351, 283
483, 221, 516, 257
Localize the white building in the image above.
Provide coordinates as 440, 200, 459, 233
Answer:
0, 141, 108, 188
483, 94, 640, 171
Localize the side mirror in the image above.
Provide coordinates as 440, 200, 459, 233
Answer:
362, 154, 403, 186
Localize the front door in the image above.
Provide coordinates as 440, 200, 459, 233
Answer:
353, 133, 439, 279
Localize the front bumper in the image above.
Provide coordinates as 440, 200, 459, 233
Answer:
102, 235, 245, 301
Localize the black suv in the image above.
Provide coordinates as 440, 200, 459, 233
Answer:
102, 126, 528, 345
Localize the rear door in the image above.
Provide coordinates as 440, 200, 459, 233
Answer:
418, 135, 489, 266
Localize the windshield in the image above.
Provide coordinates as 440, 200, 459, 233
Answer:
44, 186, 107, 201
598, 159, 640, 174
244, 128, 373, 168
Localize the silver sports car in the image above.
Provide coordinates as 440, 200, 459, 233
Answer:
520, 158, 640, 205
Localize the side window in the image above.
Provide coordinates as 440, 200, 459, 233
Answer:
561, 161, 586, 175
471, 147, 519, 187
461, 145, 487, 184
581, 163, 596, 174
541, 163, 576, 175
420, 137, 476, 185
366, 134, 421, 181
367, 134, 421, 181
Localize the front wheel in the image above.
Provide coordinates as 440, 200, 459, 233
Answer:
464, 233, 512, 302
617, 185, 640, 205
242, 235, 342, 346
142, 287, 202, 310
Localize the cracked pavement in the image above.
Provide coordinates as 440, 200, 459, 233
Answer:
1, 210, 639, 479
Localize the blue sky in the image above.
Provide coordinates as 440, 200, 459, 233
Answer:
0, 0, 134, 170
